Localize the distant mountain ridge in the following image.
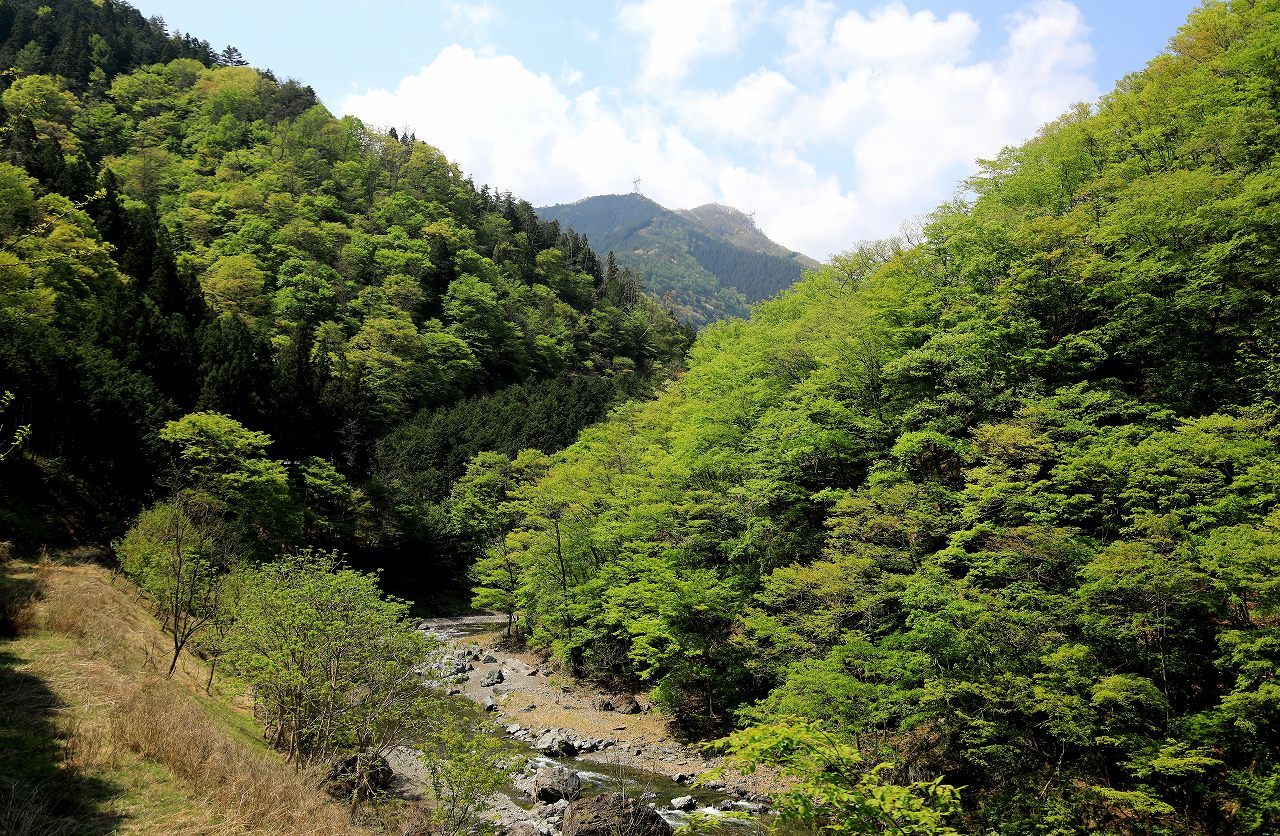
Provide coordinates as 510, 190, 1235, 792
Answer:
677, 203, 819, 266
537, 193, 817, 326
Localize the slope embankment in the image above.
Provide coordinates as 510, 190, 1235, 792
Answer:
0, 552, 374, 835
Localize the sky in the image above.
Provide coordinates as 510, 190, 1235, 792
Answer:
137, 0, 1201, 260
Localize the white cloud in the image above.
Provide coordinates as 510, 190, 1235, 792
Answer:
829, 3, 978, 68
344, 1, 1099, 261
443, 1, 502, 37
750, 0, 1096, 250
676, 69, 797, 145
343, 47, 719, 210
619, 0, 755, 87
776, 0, 835, 65
560, 62, 584, 87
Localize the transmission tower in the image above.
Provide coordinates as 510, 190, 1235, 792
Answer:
632, 176, 642, 194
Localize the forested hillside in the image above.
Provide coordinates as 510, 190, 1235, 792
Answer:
0, 0, 691, 594
537, 193, 815, 326
0, 0, 231, 85
476, 1, 1280, 832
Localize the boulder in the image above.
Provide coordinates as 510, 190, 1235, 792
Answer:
591, 697, 616, 712
503, 823, 546, 836
670, 795, 696, 811
482, 652, 500, 663
532, 765, 582, 803
615, 696, 642, 715
480, 668, 505, 687
562, 792, 673, 836
534, 730, 578, 757
483, 697, 499, 712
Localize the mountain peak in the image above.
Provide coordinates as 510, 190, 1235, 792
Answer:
538, 194, 819, 326
677, 204, 818, 267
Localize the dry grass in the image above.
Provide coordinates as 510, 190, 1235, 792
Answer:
1, 555, 377, 836
111, 686, 358, 835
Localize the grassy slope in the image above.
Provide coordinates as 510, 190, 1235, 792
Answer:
0, 553, 374, 835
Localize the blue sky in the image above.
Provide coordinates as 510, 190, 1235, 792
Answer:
138, 1, 1202, 258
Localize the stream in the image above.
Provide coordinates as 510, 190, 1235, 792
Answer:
418, 618, 782, 834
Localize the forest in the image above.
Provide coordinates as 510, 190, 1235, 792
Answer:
0, 0, 691, 591
2, 0, 1280, 834
473, 1, 1280, 833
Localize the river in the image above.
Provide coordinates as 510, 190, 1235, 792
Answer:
417, 617, 785, 834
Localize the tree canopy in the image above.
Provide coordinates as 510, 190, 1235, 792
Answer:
478, 2, 1280, 831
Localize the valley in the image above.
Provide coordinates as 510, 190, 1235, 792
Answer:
3, 1, 1280, 834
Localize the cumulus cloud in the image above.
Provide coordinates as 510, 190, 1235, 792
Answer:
343, 47, 719, 209
344, 0, 1098, 260
676, 69, 797, 146
619, 0, 757, 87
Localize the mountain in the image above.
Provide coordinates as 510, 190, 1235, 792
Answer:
677, 202, 818, 266
537, 193, 816, 326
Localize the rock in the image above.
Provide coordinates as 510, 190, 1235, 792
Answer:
537, 799, 570, 820
483, 697, 499, 712
521, 703, 537, 712
505, 723, 524, 735
571, 736, 602, 754
503, 823, 546, 836
482, 652, 499, 663
534, 730, 578, 757
563, 792, 673, 836
673, 773, 693, 784
670, 795, 696, 811
532, 765, 582, 803
591, 697, 615, 711
446, 688, 462, 696
480, 668, 505, 687
615, 696, 642, 715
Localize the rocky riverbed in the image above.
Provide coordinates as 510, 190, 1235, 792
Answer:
418, 616, 781, 835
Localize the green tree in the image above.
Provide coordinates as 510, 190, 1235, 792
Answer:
713, 721, 961, 835
225, 549, 439, 811
115, 492, 241, 677
0, 391, 31, 460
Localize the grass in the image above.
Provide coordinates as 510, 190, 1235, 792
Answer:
0, 551, 379, 835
